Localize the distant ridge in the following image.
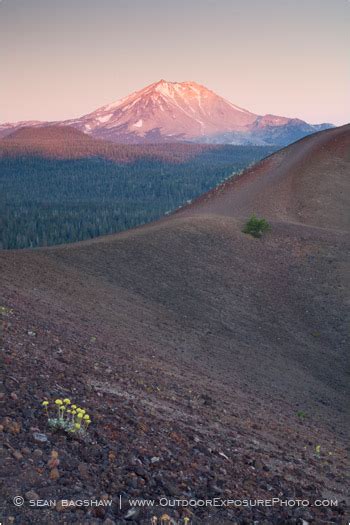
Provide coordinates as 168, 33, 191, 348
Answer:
3, 125, 88, 141
0, 124, 220, 163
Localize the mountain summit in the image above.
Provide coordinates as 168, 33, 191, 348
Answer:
64, 79, 332, 144
0, 80, 333, 145
66, 80, 258, 142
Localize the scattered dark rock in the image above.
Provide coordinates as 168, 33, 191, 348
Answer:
25, 490, 39, 500
103, 518, 116, 525
2, 418, 21, 434
12, 450, 23, 461
33, 432, 49, 444
78, 462, 90, 479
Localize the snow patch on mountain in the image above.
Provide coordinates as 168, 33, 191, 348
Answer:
97, 114, 113, 123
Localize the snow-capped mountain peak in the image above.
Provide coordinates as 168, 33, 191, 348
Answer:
66, 80, 258, 142
0, 80, 334, 144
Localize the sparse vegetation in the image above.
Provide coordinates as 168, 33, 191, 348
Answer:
0, 305, 13, 315
297, 410, 307, 420
243, 215, 270, 238
41, 398, 91, 437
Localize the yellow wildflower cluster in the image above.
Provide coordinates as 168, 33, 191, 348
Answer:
41, 398, 91, 433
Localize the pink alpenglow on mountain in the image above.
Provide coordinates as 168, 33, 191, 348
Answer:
60, 80, 335, 145
0, 80, 333, 145
68, 80, 258, 141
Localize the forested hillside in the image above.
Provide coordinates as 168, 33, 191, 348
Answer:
0, 125, 218, 163
1, 128, 275, 248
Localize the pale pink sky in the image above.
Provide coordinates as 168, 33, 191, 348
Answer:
1, 0, 349, 125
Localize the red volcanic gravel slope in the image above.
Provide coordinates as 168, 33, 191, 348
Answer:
0, 125, 349, 524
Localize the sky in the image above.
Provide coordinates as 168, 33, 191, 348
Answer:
0, 0, 349, 125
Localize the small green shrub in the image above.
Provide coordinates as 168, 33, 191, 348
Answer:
297, 410, 307, 420
243, 215, 270, 238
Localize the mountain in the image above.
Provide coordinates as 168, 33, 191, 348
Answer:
1, 125, 349, 524
0, 80, 334, 145
65, 79, 258, 142
65, 79, 332, 145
